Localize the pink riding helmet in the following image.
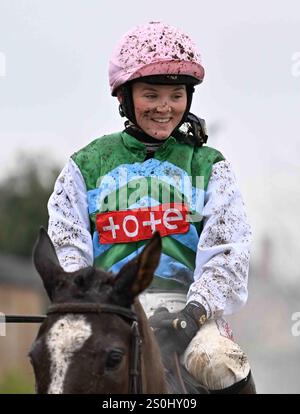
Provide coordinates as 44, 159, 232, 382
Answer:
109, 21, 205, 96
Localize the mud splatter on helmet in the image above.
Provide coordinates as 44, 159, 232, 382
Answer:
109, 21, 205, 96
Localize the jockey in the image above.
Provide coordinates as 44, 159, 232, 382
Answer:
48, 21, 256, 394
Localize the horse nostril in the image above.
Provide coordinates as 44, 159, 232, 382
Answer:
105, 349, 124, 370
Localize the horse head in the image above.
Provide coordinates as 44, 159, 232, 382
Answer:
29, 228, 167, 394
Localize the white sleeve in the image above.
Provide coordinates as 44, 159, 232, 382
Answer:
187, 160, 252, 319
47, 158, 94, 272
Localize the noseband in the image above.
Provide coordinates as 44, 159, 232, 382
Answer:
47, 302, 143, 394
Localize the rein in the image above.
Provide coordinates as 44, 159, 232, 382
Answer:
47, 303, 137, 321
5, 302, 143, 394
5, 315, 46, 323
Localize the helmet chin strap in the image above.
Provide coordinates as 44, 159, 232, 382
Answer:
173, 85, 195, 131
119, 103, 126, 118
118, 84, 136, 124
178, 113, 208, 147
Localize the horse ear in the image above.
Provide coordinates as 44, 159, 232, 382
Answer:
33, 227, 63, 301
112, 232, 162, 305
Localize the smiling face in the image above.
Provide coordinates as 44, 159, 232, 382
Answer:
131, 82, 187, 140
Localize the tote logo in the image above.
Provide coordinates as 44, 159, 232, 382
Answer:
0, 313, 6, 336
96, 203, 189, 244
0, 52, 6, 77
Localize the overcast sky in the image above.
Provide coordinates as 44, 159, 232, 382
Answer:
0, 0, 300, 284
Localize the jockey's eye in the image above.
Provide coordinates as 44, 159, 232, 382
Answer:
105, 349, 124, 370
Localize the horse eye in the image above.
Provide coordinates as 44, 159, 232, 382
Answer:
105, 349, 124, 370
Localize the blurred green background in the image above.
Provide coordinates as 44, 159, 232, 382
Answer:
0, 153, 59, 393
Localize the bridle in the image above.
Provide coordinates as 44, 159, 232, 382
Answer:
47, 303, 142, 394
5, 302, 143, 394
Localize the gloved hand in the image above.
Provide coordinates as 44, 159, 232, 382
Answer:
149, 302, 207, 354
